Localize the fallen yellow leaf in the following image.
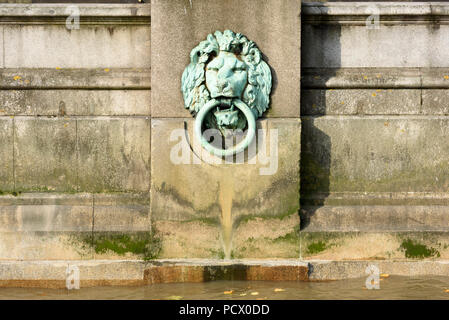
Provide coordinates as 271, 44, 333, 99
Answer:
239, 293, 247, 296
250, 292, 259, 296
274, 288, 285, 292
444, 289, 449, 293
104, 68, 110, 72
55, 67, 61, 70
444, 75, 449, 80
13, 76, 21, 81
380, 274, 390, 278
224, 290, 233, 295
167, 295, 183, 300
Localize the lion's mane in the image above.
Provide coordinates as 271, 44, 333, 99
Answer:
181, 30, 272, 118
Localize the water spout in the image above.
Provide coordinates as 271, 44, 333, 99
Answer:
218, 170, 234, 259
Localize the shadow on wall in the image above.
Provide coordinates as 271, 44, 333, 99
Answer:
299, 7, 341, 230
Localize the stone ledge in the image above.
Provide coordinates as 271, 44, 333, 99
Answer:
302, 192, 449, 206
0, 192, 149, 232
144, 260, 308, 284
302, 89, 449, 116
302, 68, 449, 89
0, 4, 150, 25
0, 259, 309, 288
301, 206, 449, 232
1, 259, 449, 288
303, 2, 449, 24
308, 260, 449, 280
0, 4, 150, 16
0, 68, 150, 89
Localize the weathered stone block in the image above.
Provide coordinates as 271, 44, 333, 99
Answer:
308, 260, 449, 281
422, 90, 449, 115
0, 193, 93, 260
300, 205, 449, 232
303, 24, 449, 68
93, 193, 150, 232
151, 0, 301, 118
301, 89, 421, 115
300, 231, 449, 261
4, 25, 150, 68
154, 220, 222, 259
0, 26, 3, 68
0, 118, 14, 192
151, 118, 301, 258
143, 261, 308, 283
0, 260, 146, 288
0, 193, 92, 232
76, 260, 145, 287
301, 117, 449, 194
0, 68, 150, 90
14, 118, 78, 192
0, 231, 92, 260
0, 204, 92, 233
77, 118, 150, 193
0, 90, 150, 116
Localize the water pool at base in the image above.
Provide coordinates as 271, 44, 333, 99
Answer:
1, 276, 449, 300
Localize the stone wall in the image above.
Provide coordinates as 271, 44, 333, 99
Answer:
1, 1, 448, 265
0, 1, 302, 261
300, 2, 449, 260
0, 4, 152, 260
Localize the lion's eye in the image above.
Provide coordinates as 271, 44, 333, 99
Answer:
232, 67, 245, 72
207, 67, 219, 71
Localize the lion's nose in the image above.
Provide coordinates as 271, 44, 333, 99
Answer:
217, 80, 228, 91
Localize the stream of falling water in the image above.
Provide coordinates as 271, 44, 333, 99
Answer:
218, 169, 234, 259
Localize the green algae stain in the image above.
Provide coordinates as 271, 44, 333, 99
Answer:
0, 190, 22, 196
181, 216, 220, 226
272, 225, 300, 245
89, 231, 162, 261
209, 249, 226, 259
307, 241, 327, 254
400, 239, 440, 259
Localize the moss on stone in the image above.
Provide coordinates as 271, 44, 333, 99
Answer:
272, 225, 300, 245
181, 216, 220, 226
87, 230, 162, 261
307, 241, 327, 254
400, 239, 440, 259
0, 190, 21, 196
234, 210, 299, 228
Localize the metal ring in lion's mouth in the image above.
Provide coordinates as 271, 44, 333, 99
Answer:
194, 98, 256, 157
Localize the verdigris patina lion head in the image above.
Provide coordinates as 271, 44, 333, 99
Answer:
181, 30, 272, 156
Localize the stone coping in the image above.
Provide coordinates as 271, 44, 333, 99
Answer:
1, 259, 449, 288
0, 68, 150, 90
303, 2, 449, 16
0, 192, 149, 205
303, 68, 449, 89
1, 2, 446, 19
0, 3, 150, 17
